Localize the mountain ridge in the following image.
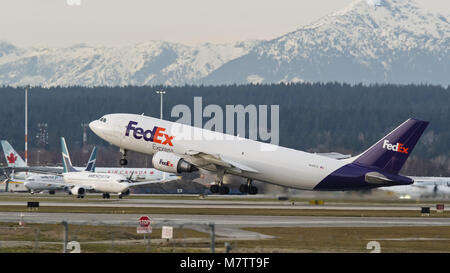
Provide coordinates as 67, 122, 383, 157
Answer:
0, 0, 448, 87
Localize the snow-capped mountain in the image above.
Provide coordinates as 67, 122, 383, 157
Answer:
203, 0, 450, 85
0, 0, 449, 87
0, 40, 258, 86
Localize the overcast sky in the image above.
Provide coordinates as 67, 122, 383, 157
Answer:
0, 0, 448, 47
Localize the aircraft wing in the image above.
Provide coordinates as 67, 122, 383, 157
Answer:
1, 178, 27, 184
125, 180, 172, 187
184, 150, 259, 174
58, 182, 94, 191
315, 152, 351, 160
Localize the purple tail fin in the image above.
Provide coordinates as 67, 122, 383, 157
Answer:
353, 118, 429, 174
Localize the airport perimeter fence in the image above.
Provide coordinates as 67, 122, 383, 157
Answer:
0, 218, 224, 253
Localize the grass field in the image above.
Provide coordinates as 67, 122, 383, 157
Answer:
1, 222, 449, 253
0, 222, 212, 253
1, 193, 449, 252
237, 226, 450, 253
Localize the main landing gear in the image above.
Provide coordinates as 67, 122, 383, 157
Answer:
120, 148, 128, 166
118, 189, 130, 199
208, 169, 258, 195
239, 178, 258, 195
210, 184, 230, 195
102, 193, 111, 199
209, 167, 230, 195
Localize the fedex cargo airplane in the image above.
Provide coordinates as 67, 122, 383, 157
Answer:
89, 114, 429, 194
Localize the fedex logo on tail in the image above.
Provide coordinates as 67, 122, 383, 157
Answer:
382, 139, 408, 154
125, 121, 174, 146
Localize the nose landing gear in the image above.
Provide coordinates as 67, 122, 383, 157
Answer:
119, 148, 128, 166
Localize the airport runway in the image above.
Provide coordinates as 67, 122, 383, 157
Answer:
0, 198, 444, 211
1, 212, 449, 228
1, 211, 450, 239
1, 196, 449, 239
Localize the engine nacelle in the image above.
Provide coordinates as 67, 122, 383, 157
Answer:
70, 186, 85, 196
152, 151, 198, 174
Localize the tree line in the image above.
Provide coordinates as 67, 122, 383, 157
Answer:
0, 83, 448, 176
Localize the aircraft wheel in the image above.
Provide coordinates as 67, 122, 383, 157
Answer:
120, 158, 128, 166
106, 193, 110, 199
239, 184, 248, 193
210, 185, 219, 194
248, 186, 258, 195
219, 186, 230, 195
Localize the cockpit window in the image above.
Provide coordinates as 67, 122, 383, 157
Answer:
99, 117, 107, 123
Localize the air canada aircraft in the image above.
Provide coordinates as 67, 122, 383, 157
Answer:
1, 140, 62, 181
89, 114, 428, 194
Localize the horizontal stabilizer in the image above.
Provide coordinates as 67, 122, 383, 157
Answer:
364, 172, 394, 184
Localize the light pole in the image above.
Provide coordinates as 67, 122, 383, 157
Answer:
156, 90, 166, 119
25, 87, 28, 165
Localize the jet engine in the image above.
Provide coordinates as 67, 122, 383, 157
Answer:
70, 186, 86, 198
152, 151, 198, 174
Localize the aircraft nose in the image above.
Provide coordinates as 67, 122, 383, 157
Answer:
89, 120, 101, 135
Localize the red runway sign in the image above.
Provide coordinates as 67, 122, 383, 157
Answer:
137, 216, 152, 234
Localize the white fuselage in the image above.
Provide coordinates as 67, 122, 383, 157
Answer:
22, 168, 177, 193
95, 167, 178, 181
90, 114, 354, 190
24, 175, 65, 192
62, 172, 129, 193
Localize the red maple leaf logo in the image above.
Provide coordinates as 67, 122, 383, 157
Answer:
7, 153, 17, 164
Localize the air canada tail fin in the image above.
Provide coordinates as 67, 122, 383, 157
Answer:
353, 118, 429, 174
61, 137, 78, 173
84, 147, 97, 172
1, 140, 27, 167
